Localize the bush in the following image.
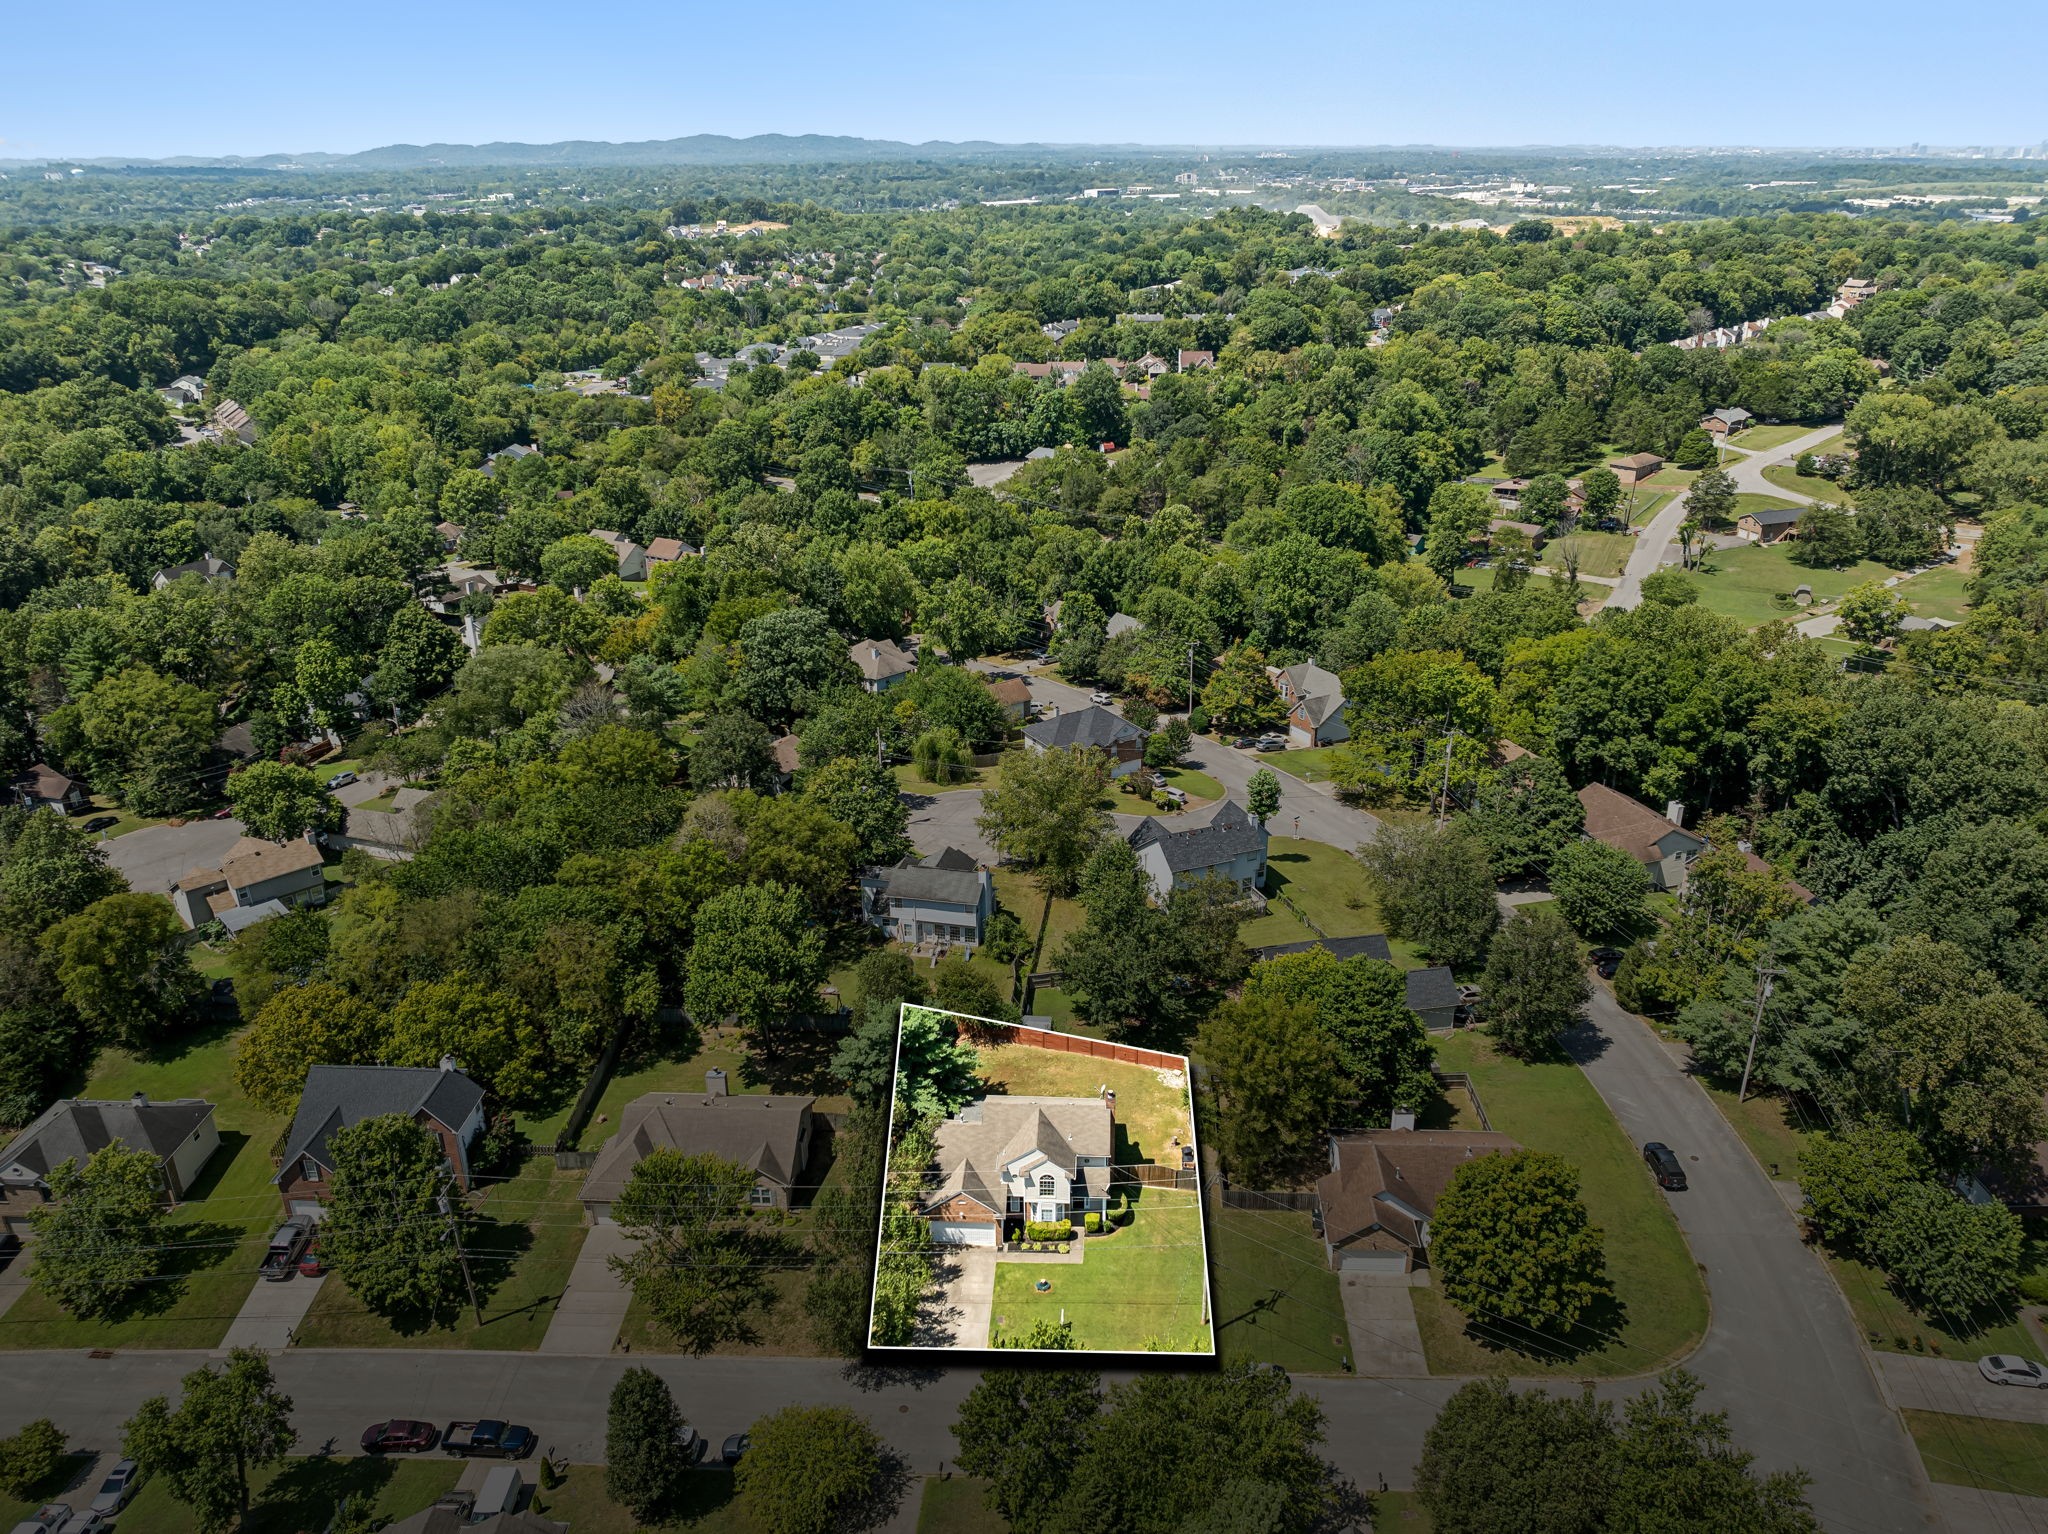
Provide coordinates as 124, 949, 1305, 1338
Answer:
1025, 1219, 1071, 1242
1189, 706, 1210, 734
1085, 1211, 1102, 1232
0, 1418, 66, 1499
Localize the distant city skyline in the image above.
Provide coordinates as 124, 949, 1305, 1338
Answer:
8, 0, 2044, 162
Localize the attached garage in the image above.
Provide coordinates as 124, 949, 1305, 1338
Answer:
1335, 1247, 1410, 1275
930, 1220, 997, 1248
287, 1199, 325, 1223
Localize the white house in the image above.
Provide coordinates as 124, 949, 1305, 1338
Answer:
1269, 660, 1350, 748
920, 1094, 1116, 1245
587, 529, 648, 581
1126, 799, 1269, 903
859, 846, 993, 949
150, 553, 236, 590
2, 1096, 220, 1210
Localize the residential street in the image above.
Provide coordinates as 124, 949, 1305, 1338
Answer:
1564, 987, 1939, 1534
1722, 423, 1844, 504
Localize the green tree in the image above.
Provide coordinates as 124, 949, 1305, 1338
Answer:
734, 606, 853, 728
1424, 481, 1494, 581
976, 744, 1111, 897
0, 1419, 66, 1500
734, 1406, 884, 1534
1466, 755, 1584, 879
1199, 643, 1285, 732
317, 1113, 471, 1322
1673, 428, 1717, 469
1547, 838, 1650, 939
121, 1349, 296, 1534
540, 533, 618, 593
1580, 467, 1622, 521
224, 760, 343, 842
0, 809, 124, 932
689, 709, 778, 791
74, 664, 216, 814
1798, 1123, 1928, 1246
906, 663, 1010, 748
799, 755, 911, 865
683, 881, 827, 1041
1835, 581, 1908, 645
1359, 821, 1500, 969
605, 1367, 693, 1522
27, 1143, 171, 1319
1240, 948, 1436, 1123
1245, 765, 1281, 827
1686, 466, 1738, 528
1791, 503, 1861, 567
1609, 1370, 1819, 1533
891, 1004, 986, 1118
912, 725, 972, 785
370, 603, 466, 722
387, 974, 547, 1106
1195, 994, 1339, 1184
919, 576, 1008, 661
41, 892, 203, 1051
1482, 907, 1592, 1058
1430, 1149, 1612, 1340
1416, 1376, 1613, 1534
234, 981, 387, 1114
952, 1365, 1103, 1534
1866, 1180, 2025, 1319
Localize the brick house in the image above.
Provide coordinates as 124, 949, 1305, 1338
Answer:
273, 1063, 485, 1220
1315, 1114, 1521, 1273
919, 1094, 1116, 1246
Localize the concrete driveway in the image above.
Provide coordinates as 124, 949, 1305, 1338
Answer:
1566, 987, 1938, 1533
219, 1270, 327, 1352
100, 817, 246, 896
1878, 1353, 2048, 1426
540, 1224, 636, 1355
0, 1244, 35, 1322
914, 1246, 994, 1349
1338, 1271, 1429, 1377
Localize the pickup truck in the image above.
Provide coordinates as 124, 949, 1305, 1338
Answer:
442, 1420, 536, 1459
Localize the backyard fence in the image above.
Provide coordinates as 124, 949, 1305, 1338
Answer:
1221, 1188, 1320, 1213
976, 1022, 1188, 1074
1113, 1163, 1199, 1191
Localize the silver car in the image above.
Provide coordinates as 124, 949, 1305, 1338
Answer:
1978, 1354, 2048, 1388
89, 1460, 143, 1515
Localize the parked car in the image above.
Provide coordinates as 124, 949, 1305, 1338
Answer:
8, 1506, 70, 1534
1642, 1142, 1688, 1191
1978, 1355, 2048, 1388
361, 1420, 440, 1454
721, 1432, 749, 1466
88, 1461, 143, 1515
1231, 737, 1256, 749
1255, 736, 1285, 752
210, 977, 236, 1003
56, 1509, 110, 1534
443, 1420, 536, 1459
1589, 946, 1624, 979
297, 1240, 325, 1278
1595, 516, 1626, 532
211, 806, 235, 820
325, 770, 357, 790
82, 816, 118, 834
259, 1220, 310, 1281
1089, 691, 1114, 707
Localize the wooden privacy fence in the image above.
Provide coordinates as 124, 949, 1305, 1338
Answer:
1112, 1163, 1199, 1191
973, 1022, 1189, 1074
1222, 1188, 1320, 1213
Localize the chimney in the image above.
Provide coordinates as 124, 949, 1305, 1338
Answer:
131, 1091, 148, 1107
1665, 801, 1686, 827
438, 1054, 458, 1074
706, 1068, 729, 1097
1389, 1107, 1417, 1132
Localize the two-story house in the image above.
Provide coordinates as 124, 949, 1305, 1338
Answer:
11, 763, 89, 815
851, 638, 916, 692
859, 846, 994, 948
273, 1063, 485, 1220
920, 1093, 1116, 1245
1022, 705, 1148, 778
172, 836, 328, 931
1268, 660, 1350, 749
1576, 783, 1708, 893
587, 529, 648, 581
1126, 799, 1269, 904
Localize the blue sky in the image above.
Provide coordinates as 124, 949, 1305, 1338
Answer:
8, 0, 2044, 160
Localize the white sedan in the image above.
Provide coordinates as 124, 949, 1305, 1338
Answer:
1977, 1355, 2048, 1388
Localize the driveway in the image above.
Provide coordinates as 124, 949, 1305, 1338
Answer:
100, 817, 246, 896
1565, 987, 1938, 1532
913, 1246, 994, 1349
1877, 1354, 2048, 1427
218, 1271, 327, 1352
1723, 423, 1845, 505
904, 788, 999, 865
539, 1224, 636, 1356
0, 1244, 35, 1322
1337, 1271, 1429, 1377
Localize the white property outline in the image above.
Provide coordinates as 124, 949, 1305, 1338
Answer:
865, 1000, 1216, 1357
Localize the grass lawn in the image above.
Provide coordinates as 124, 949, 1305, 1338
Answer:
994, 871, 1083, 970
918, 1475, 1007, 1532
1409, 1033, 1707, 1378
291, 1158, 589, 1350
1237, 900, 1319, 952
618, 1260, 827, 1357
989, 1194, 1211, 1352
1728, 423, 1824, 452
1019, 985, 1083, 1030
119, 1457, 462, 1534
1262, 746, 1338, 782
893, 761, 994, 794
0, 1022, 282, 1351
1686, 543, 1897, 629
352, 787, 402, 813
1904, 1411, 2048, 1499
1159, 766, 1225, 801
493, 1464, 754, 1531
1898, 562, 1973, 623
1210, 1204, 1353, 1373
1697, 1082, 1812, 1182
972, 1040, 1190, 1164
1376, 1491, 1435, 1531
1624, 489, 1673, 528
1541, 531, 1633, 579
1763, 464, 1855, 504
1824, 1247, 2047, 1364
1260, 838, 1424, 964
1644, 467, 1699, 490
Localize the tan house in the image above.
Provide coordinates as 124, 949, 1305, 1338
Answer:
274, 1063, 485, 1220
11, 763, 89, 814
581, 1083, 816, 1219
1736, 506, 1802, 544
920, 1094, 1116, 1246
644, 536, 700, 565
3, 1096, 220, 1221
172, 836, 327, 930
852, 637, 916, 692
1609, 452, 1664, 487
1576, 782, 1707, 892
985, 676, 1033, 720
1315, 1115, 1520, 1273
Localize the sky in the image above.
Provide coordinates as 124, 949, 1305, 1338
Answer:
7, 0, 2045, 161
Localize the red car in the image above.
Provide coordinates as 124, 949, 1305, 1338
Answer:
297, 1243, 324, 1278
361, 1420, 439, 1454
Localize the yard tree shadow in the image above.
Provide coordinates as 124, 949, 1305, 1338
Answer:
1452, 1282, 1631, 1365
631, 1221, 806, 1356
242, 1454, 396, 1534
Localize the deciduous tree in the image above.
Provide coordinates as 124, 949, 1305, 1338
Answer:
317, 1113, 471, 1322
1430, 1149, 1612, 1340
1482, 906, 1592, 1058
976, 743, 1111, 897
122, 1349, 296, 1534
28, 1144, 170, 1320
223, 761, 343, 842
734, 1406, 885, 1534
604, 1366, 693, 1522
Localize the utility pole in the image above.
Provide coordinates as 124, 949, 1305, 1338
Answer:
1186, 644, 1196, 716
1737, 949, 1781, 1104
439, 1187, 482, 1326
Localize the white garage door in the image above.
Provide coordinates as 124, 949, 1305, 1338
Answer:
930, 1220, 997, 1248
1338, 1248, 1409, 1275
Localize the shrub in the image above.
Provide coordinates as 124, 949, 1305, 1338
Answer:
1085, 1211, 1102, 1232
1188, 706, 1210, 734
1025, 1219, 1071, 1242
0, 1418, 66, 1499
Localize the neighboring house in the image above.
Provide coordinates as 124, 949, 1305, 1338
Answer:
1576, 783, 1707, 892
1, 1096, 219, 1215
1898, 615, 1959, 634
150, 553, 236, 590
587, 529, 648, 580
860, 846, 994, 947
986, 676, 1033, 720
158, 373, 206, 407
769, 732, 801, 790
645, 536, 700, 565
1269, 660, 1350, 748
1488, 517, 1547, 549
851, 637, 916, 692
433, 520, 464, 552
1178, 349, 1216, 370
1126, 799, 1269, 904
274, 1063, 486, 1219
920, 1093, 1116, 1245
1702, 406, 1754, 436
1736, 505, 1803, 543
1609, 452, 1663, 487
1315, 1113, 1521, 1273
581, 1084, 816, 1220
211, 400, 257, 444
1105, 611, 1142, 639
11, 763, 89, 814
173, 836, 328, 930
1022, 705, 1149, 777
1405, 966, 1461, 1032
478, 443, 539, 478
1251, 934, 1393, 965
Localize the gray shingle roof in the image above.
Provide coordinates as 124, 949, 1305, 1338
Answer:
865, 850, 986, 908
1253, 934, 1393, 964
1742, 505, 1804, 527
2, 1098, 214, 1181
1405, 966, 1461, 1014
923, 1096, 1113, 1216
275, 1065, 484, 1184
1023, 705, 1147, 752
581, 1092, 814, 1207
1127, 798, 1267, 874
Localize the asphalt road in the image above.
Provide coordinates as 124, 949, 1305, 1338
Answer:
1566, 986, 1939, 1534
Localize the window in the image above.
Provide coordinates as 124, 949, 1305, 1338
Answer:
1038, 1174, 1055, 1197
748, 1185, 774, 1207
300, 1156, 321, 1183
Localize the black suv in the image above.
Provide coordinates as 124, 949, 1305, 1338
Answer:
1643, 1142, 1687, 1191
